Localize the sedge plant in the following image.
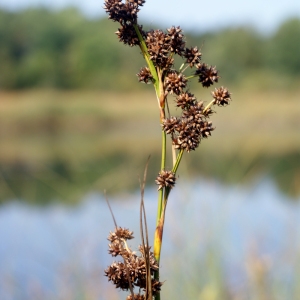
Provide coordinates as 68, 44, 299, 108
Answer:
103, 1, 232, 300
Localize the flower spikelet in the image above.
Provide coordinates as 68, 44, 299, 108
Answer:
167, 26, 185, 56
212, 86, 231, 106
138, 245, 159, 272
182, 101, 205, 127
195, 63, 219, 87
164, 71, 187, 95
176, 92, 196, 109
173, 119, 201, 152
104, 261, 131, 290
137, 67, 153, 83
199, 121, 214, 138
108, 227, 134, 242
155, 170, 176, 190
104, 0, 139, 25
146, 29, 173, 69
162, 117, 180, 134
184, 46, 202, 67
108, 239, 125, 256
116, 24, 145, 46
151, 279, 163, 296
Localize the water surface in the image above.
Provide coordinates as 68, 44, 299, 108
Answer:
1, 178, 300, 299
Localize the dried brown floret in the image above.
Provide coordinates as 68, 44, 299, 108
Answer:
195, 63, 219, 87
116, 24, 145, 46
176, 92, 196, 109
164, 71, 187, 95
146, 29, 173, 69
108, 227, 134, 242
108, 239, 125, 257
211, 86, 231, 106
162, 117, 180, 134
155, 170, 176, 190
104, 261, 130, 290
104, 0, 124, 22
137, 67, 153, 83
199, 121, 214, 138
104, 0, 139, 24
151, 279, 163, 296
167, 26, 185, 56
184, 46, 202, 67
182, 101, 205, 126
138, 245, 159, 272
170, 99, 214, 152
173, 119, 201, 152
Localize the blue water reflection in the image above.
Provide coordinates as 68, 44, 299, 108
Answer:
1, 178, 300, 300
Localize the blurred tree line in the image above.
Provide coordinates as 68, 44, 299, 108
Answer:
0, 7, 300, 90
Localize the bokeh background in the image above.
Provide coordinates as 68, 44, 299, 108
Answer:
0, 0, 300, 299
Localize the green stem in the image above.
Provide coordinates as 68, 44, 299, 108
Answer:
154, 149, 184, 262
134, 23, 167, 300
163, 149, 184, 201
133, 24, 159, 93
185, 74, 197, 80
203, 99, 215, 114
156, 130, 166, 225
153, 131, 166, 300
172, 149, 184, 174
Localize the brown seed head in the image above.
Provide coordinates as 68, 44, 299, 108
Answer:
104, 0, 140, 25
137, 67, 153, 83
173, 119, 201, 152
164, 71, 187, 95
155, 170, 176, 190
176, 92, 196, 109
182, 101, 205, 126
151, 279, 163, 296
167, 26, 185, 56
184, 46, 202, 67
199, 121, 214, 138
108, 239, 126, 257
162, 117, 180, 135
146, 29, 173, 69
195, 63, 219, 87
108, 227, 134, 242
104, 261, 131, 290
211, 86, 231, 106
116, 24, 145, 46
138, 245, 159, 273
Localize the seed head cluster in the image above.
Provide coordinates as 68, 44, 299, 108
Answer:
105, 227, 162, 298
104, 0, 230, 154
162, 99, 215, 152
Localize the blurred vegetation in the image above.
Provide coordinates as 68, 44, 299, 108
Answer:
0, 8, 299, 204
0, 8, 300, 90
0, 89, 299, 204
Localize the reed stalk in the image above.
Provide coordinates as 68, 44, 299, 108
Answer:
103, 1, 232, 299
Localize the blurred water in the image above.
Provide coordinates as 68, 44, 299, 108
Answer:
1, 178, 300, 300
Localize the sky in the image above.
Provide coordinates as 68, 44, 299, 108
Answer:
0, 0, 300, 33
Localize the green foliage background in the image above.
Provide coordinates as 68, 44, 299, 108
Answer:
0, 8, 299, 204
1, 8, 300, 90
